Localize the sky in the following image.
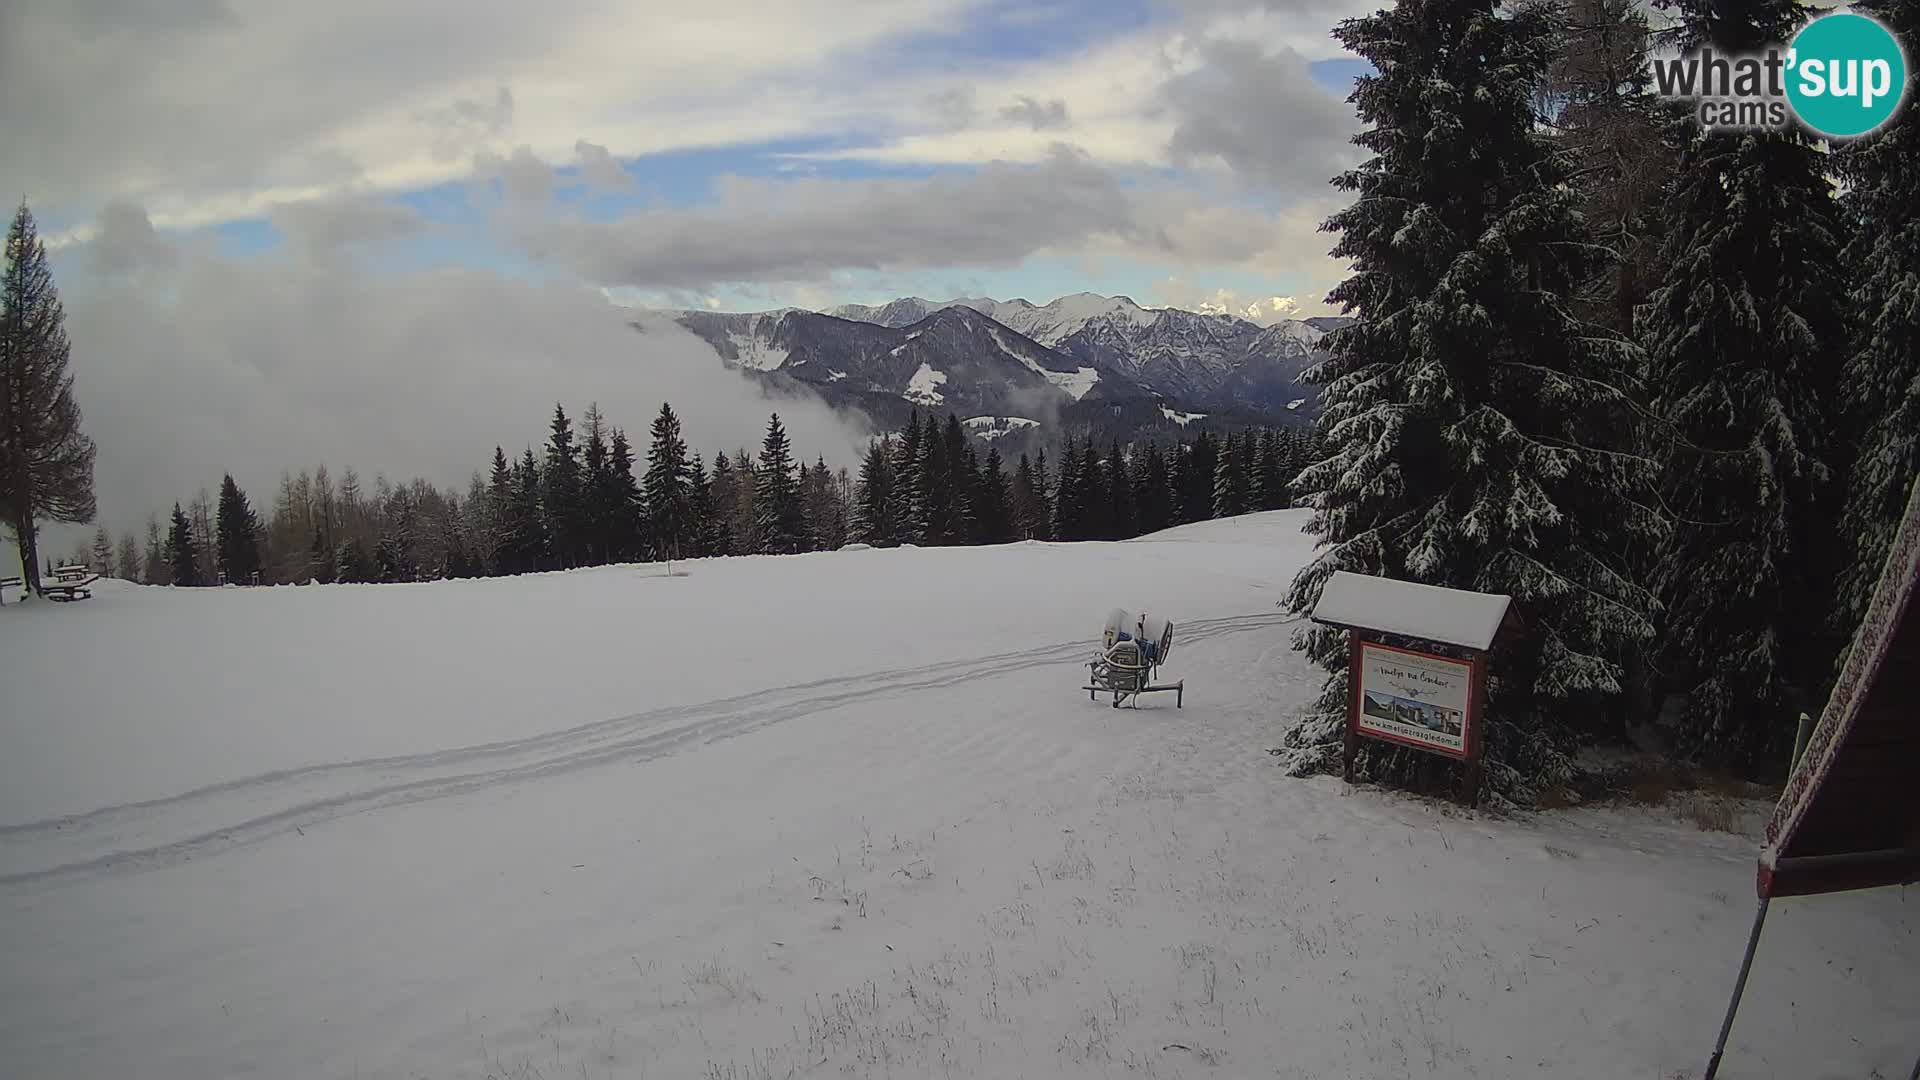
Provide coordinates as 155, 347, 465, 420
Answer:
1, 0, 1376, 556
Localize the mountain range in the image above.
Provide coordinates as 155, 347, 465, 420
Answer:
661, 293, 1348, 444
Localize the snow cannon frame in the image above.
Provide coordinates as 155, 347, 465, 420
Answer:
1083, 609, 1184, 709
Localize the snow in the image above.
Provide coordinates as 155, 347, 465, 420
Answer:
1, 512, 1914, 1080
1287, 397, 1308, 410
963, 293, 1158, 345
827, 369, 847, 381
963, 416, 1041, 441
904, 362, 947, 405
1160, 405, 1207, 426
726, 328, 789, 372
1311, 569, 1513, 650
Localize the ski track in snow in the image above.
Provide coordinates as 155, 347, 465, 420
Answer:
0, 612, 1302, 888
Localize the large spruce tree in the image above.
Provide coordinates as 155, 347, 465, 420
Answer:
216, 474, 263, 584
1830, 0, 1920, 647
853, 439, 896, 546
754, 413, 805, 554
542, 404, 583, 567
1639, 0, 1852, 768
2, 201, 97, 595
644, 402, 692, 563
1281, 0, 1663, 802
167, 503, 199, 586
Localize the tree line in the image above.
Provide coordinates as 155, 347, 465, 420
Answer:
1272, 0, 1919, 800
71, 404, 1324, 587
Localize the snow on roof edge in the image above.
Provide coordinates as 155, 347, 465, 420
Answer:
1309, 570, 1513, 652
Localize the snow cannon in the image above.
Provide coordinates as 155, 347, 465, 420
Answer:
1086, 609, 1184, 709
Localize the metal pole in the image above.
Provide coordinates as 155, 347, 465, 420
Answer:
1703, 895, 1772, 1080
1791, 711, 1816, 769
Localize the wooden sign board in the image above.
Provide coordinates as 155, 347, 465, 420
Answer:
1311, 571, 1511, 806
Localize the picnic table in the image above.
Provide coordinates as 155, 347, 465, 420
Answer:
0, 567, 100, 603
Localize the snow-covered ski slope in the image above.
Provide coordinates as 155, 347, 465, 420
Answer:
1, 511, 1913, 1079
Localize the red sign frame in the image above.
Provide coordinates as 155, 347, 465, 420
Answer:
1344, 634, 1490, 804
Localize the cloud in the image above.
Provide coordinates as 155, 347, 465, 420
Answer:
515, 145, 1139, 290
573, 140, 634, 190
473, 145, 556, 204
424, 86, 517, 163
89, 203, 176, 274
1162, 39, 1358, 193
270, 195, 427, 261
0, 0, 986, 231
52, 222, 874, 540
922, 86, 980, 131
999, 96, 1071, 131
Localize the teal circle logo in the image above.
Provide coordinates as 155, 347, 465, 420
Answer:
1786, 12, 1909, 137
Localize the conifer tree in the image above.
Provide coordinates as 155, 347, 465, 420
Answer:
1543, 0, 1674, 333
1213, 432, 1248, 519
216, 474, 263, 584
1053, 439, 1083, 540
915, 417, 953, 544
1134, 441, 1174, 535
644, 402, 692, 563
889, 413, 926, 543
706, 449, 736, 556
730, 449, 759, 554
754, 413, 805, 554
1180, 433, 1219, 524
90, 526, 112, 575
143, 515, 168, 584
1107, 439, 1135, 539
542, 404, 583, 567
1078, 437, 1109, 541
1031, 449, 1054, 539
686, 452, 712, 559
853, 439, 896, 545
487, 447, 518, 573
115, 530, 138, 581
580, 403, 613, 566
1640, 0, 1852, 766
310, 527, 335, 583
1281, 0, 1663, 800
609, 429, 643, 561
2, 202, 97, 596
1830, 0, 1920, 645
976, 447, 1014, 544
1255, 429, 1286, 511
516, 448, 547, 571
1011, 453, 1042, 540
167, 503, 198, 586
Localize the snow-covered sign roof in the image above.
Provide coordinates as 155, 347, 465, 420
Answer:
1309, 571, 1513, 652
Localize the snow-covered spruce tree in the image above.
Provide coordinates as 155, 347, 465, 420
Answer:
1829, 0, 1920, 648
1030, 448, 1053, 538
1280, 0, 1663, 805
977, 447, 1014, 544
1213, 431, 1249, 519
1133, 441, 1174, 535
1639, 0, 1851, 769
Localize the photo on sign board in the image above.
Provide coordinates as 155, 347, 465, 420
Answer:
1355, 644, 1472, 755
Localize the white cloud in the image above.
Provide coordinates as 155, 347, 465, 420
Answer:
52, 222, 874, 539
